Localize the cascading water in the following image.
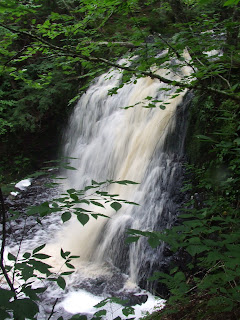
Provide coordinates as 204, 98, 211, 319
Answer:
4, 54, 192, 319
60, 55, 192, 289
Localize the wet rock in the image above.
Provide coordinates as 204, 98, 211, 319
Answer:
125, 294, 148, 306
2, 173, 59, 245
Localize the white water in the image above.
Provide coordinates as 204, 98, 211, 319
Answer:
60, 290, 165, 319
57, 55, 192, 284
5, 55, 192, 319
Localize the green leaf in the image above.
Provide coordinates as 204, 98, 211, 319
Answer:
79, 199, 90, 204
125, 236, 140, 243
61, 249, 70, 259
94, 298, 109, 308
33, 253, 51, 260
148, 271, 168, 281
195, 135, 215, 142
66, 262, 75, 269
223, 0, 240, 6
10, 298, 39, 319
23, 252, 31, 259
107, 297, 129, 305
69, 193, 78, 201
148, 236, 161, 248
90, 200, 105, 208
21, 285, 39, 301
233, 138, 240, 145
187, 237, 202, 245
21, 265, 34, 280
115, 180, 138, 185
173, 271, 185, 282
34, 287, 47, 294
91, 213, 109, 219
62, 165, 77, 170
94, 310, 107, 317
33, 244, 46, 254
61, 271, 75, 275
110, 202, 122, 211
69, 315, 87, 320
8, 252, 16, 261
186, 245, 209, 256
125, 201, 139, 206
77, 213, 89, 225
159, 105, 166, 110
57, 276, 66, 290
122, 306, 134, 316
29, 259, 52, 275
0, 288, 14, 305
27, 202, 51, 216
27, 171, 47, 178
61, 211, 72, 222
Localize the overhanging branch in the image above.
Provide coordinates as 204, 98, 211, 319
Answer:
84, 41, 145, 48
1, 23, 240, 102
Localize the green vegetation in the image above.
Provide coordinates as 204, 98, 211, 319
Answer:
0, 0, 240, 319
0, 176, 138, 319
0, 0, 239, 181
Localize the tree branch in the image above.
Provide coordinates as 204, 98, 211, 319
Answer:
4, 46, 29, 66
1, 23, 240, 102
157, 33, 197, 73
0, 188, 17, 297
84, 41, 145, 48
186, 46, 232, 90
47, 298, 59, 320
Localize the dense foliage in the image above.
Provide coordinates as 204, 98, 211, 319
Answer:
0, 0, 239, 182
0, 177, 138, 319
0, 0, 240, 319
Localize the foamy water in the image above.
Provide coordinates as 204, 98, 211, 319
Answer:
4, 54, 192, 319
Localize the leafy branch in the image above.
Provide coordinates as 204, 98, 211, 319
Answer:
0, 173, 139, 319
1, 23, 239, 102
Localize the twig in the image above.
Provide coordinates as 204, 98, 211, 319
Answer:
0, 188, 17, 297
157, 34, 196, 73
186, 45, 232, 90
12, 218, 28, 286
4, 46, 29, 66
126, 1, 149, 62
218, 74, 231, 89
186, 261, 223, 295
0, 23, 239, 102
47, 298, 59, 320
83, 41, 145, 48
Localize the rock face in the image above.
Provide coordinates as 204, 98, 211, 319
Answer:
4, 172, 59, 244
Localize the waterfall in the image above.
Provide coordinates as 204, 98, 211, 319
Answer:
60, 56, 192, 290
